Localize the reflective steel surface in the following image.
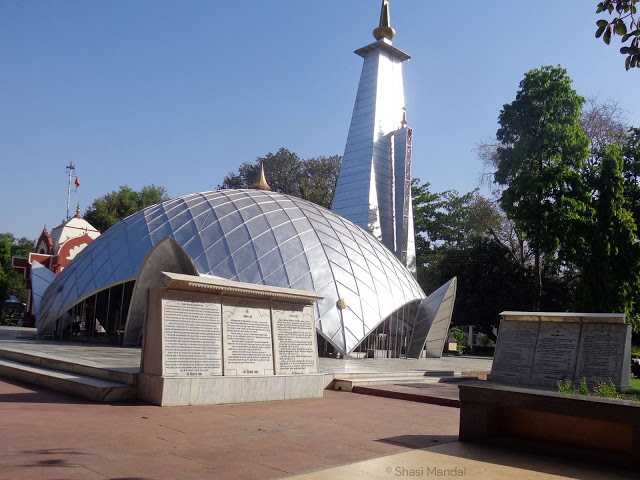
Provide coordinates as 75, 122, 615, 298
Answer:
39, 189, 424, 354
332, 31, 416, 273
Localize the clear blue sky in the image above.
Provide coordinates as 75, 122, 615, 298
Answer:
1, 0, 638, 238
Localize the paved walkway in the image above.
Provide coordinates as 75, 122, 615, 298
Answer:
0, 328, 492, 376
319, 356, 492, 375
0, 378, 626, 480
0, 378, 459, 480
286, 441, 628, 480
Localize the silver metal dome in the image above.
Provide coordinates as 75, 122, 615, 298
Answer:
39, 189, 425, 354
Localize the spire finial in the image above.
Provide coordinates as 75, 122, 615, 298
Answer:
373, 0, 396, 42
253, 162, 271, 191
401, 107, 408, 128
75, 202, 81, 218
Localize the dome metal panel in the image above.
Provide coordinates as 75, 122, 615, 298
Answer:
38, 189, 425, 354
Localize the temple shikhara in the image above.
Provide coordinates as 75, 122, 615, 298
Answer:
12, 200, 100, 326
332, 0, 416, 274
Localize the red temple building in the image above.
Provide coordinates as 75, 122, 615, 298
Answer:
12, 207, 100, 327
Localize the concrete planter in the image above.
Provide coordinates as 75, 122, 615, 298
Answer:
459, 383, 640, 469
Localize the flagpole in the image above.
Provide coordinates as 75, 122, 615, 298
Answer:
65, 161, 76, 220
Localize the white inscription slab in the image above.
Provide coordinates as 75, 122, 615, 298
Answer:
162, 292, 222, 377
272, 303, 318, 375
222, 298, 274, 376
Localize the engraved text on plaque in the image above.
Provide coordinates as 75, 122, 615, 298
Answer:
272, 303, 318, 375
162, 292, 222, 377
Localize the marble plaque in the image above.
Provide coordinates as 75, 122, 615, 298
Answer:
491, 320, 539, 385
576, 324, 627, 385
222, 298, 274, 376
491, 314, 631, 390
530, 323, 580, 387
162, 291, 222, 377
272, 303, 318, 375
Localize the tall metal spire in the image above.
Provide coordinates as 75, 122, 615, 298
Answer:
373, 0, 396, 41
333, 0, 415, 274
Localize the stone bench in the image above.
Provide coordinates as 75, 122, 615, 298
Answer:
459, 383, 640, 469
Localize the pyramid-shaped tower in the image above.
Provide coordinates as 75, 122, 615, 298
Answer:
332, 0, 416, 274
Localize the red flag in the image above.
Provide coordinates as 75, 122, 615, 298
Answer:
74, 177, 80, 189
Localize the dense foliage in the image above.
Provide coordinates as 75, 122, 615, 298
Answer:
220, 148, 341, 209
414, 66, 640, 337
495, 66, 590, 308
0, 233, 32, 304
84, 185, 169, 233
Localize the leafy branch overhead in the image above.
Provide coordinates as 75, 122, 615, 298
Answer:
595, 0, 640, 69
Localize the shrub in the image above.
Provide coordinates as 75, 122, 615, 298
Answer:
557, 379, 574, 394
578, 377, 589, 396
593, 380, 620, 399
449, 327, 466, 345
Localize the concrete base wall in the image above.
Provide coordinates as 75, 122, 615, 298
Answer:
459, 383, 640, 469
138, 373, 329, 407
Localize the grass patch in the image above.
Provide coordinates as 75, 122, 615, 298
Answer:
557, 378, 640, 402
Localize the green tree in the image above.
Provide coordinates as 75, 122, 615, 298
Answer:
221, 148, 341, 209
0, 233, 32, 303
412, 181, 501, 251
411, 180, 525, 337
424, 239, 543, 340
494, 66, 590, 308
622, 128, 640, 226
84, 185, 169, 232
574, 145, 640, 316
299, 156, 341, 208
595, 0, 640, 69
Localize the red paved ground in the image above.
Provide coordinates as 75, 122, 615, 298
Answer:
0, 379, 459, 480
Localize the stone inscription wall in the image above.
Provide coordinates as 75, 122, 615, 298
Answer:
272, 303, 318, 375
154, 287, 319, 379
491, 318, 630, 390
162, 293, 222, 377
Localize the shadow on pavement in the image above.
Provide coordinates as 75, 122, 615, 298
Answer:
376, 434, 458, 450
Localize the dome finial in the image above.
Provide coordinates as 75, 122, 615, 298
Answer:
75, 202, 81, 218
253, 162, 271, 191
373, 0, 396, 42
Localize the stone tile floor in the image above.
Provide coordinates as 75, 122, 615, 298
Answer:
0, 327, 492, 376
287, 441, 628, 480
0, 378, 459, 480
0, 378, 626, 480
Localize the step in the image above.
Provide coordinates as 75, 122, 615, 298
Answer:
351, 384, 461, 408
333, 376, 444, 392
0, 358, 136, 403
0, 346, 137, 386
332, 373, 482, 392
329, 370, 455, 380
